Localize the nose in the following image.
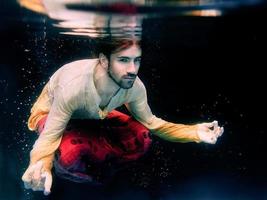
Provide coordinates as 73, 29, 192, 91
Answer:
127, 61, 137, 74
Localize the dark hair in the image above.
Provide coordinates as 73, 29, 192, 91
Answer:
97, 38, 141, 59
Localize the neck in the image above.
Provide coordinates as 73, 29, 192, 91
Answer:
93, 62, 120, 101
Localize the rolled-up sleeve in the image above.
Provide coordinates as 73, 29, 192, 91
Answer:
125, 81, 201, 143
29, 85, 76, 170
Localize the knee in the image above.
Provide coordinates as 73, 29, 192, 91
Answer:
58, 134, 91, 167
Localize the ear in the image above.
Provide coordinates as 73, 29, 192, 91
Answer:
99, 53, 109, 69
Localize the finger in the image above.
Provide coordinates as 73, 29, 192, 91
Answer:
43, 172, 52, 196
32, 184, 45, 191
201, 122, 214, 128
22, 164, 36, 182
205, 129, 217, 144
31, 173, 46, 192
22, 165, 37, 189
32, 161, 43, 181
41, 172, 46, 181
210, 136, 217, 144
40, 172, 49, 187
212, 120, 218, 130
218, 127, 224, 136
32, 173, 47, 192
213, 126, 221, 137
214, 126, 223, 137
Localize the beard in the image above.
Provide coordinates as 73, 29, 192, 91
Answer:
118, 78, 136, 89
108, 68, 136, 89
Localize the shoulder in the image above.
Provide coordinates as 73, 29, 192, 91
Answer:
49, 59, 98, 87
60, 59, 97, 71
132, 76, 146, 93
127, 76, 147, 102
49, 59, 98, 107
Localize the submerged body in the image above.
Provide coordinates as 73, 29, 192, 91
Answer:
22, 42, 223, 195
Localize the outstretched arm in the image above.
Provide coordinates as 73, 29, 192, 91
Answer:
125, 80, 223, 144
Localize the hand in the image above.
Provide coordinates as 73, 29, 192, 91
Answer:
22, 161, 52, 195
197, 120, 224, 144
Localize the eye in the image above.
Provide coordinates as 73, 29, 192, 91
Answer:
118, 57, 130, 63
134, 57, 141, 63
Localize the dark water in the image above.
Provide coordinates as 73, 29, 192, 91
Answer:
1, 0, 267, 199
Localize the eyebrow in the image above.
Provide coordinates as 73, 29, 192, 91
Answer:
117, 56, 141, 59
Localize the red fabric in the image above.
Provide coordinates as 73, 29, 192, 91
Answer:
37, 110, 152, 182
107, 3, 137, 14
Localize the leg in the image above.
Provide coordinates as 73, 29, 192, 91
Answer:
36, 116, 124, 183
104, 110, 152, 162
35, 110, 152, 183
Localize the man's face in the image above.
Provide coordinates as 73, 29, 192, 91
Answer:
107, 45, 141, 89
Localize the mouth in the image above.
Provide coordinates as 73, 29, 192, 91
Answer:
124, 77, 136, 80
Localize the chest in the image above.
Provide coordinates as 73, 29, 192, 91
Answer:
99, 96, 113, 110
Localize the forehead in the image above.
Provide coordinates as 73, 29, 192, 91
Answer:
113, 45, 142, 57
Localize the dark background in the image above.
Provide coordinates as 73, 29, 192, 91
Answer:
1, 1, 267, 199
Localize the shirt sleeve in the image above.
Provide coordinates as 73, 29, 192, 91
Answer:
29, 85, 76, 171
125, 81, 201, 143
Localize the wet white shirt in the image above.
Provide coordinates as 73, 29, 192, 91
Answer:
29, 59, 200, 168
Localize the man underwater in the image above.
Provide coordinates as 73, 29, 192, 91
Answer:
22, 38, 223, 195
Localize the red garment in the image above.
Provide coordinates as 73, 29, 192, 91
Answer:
37, 110, 152, 183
